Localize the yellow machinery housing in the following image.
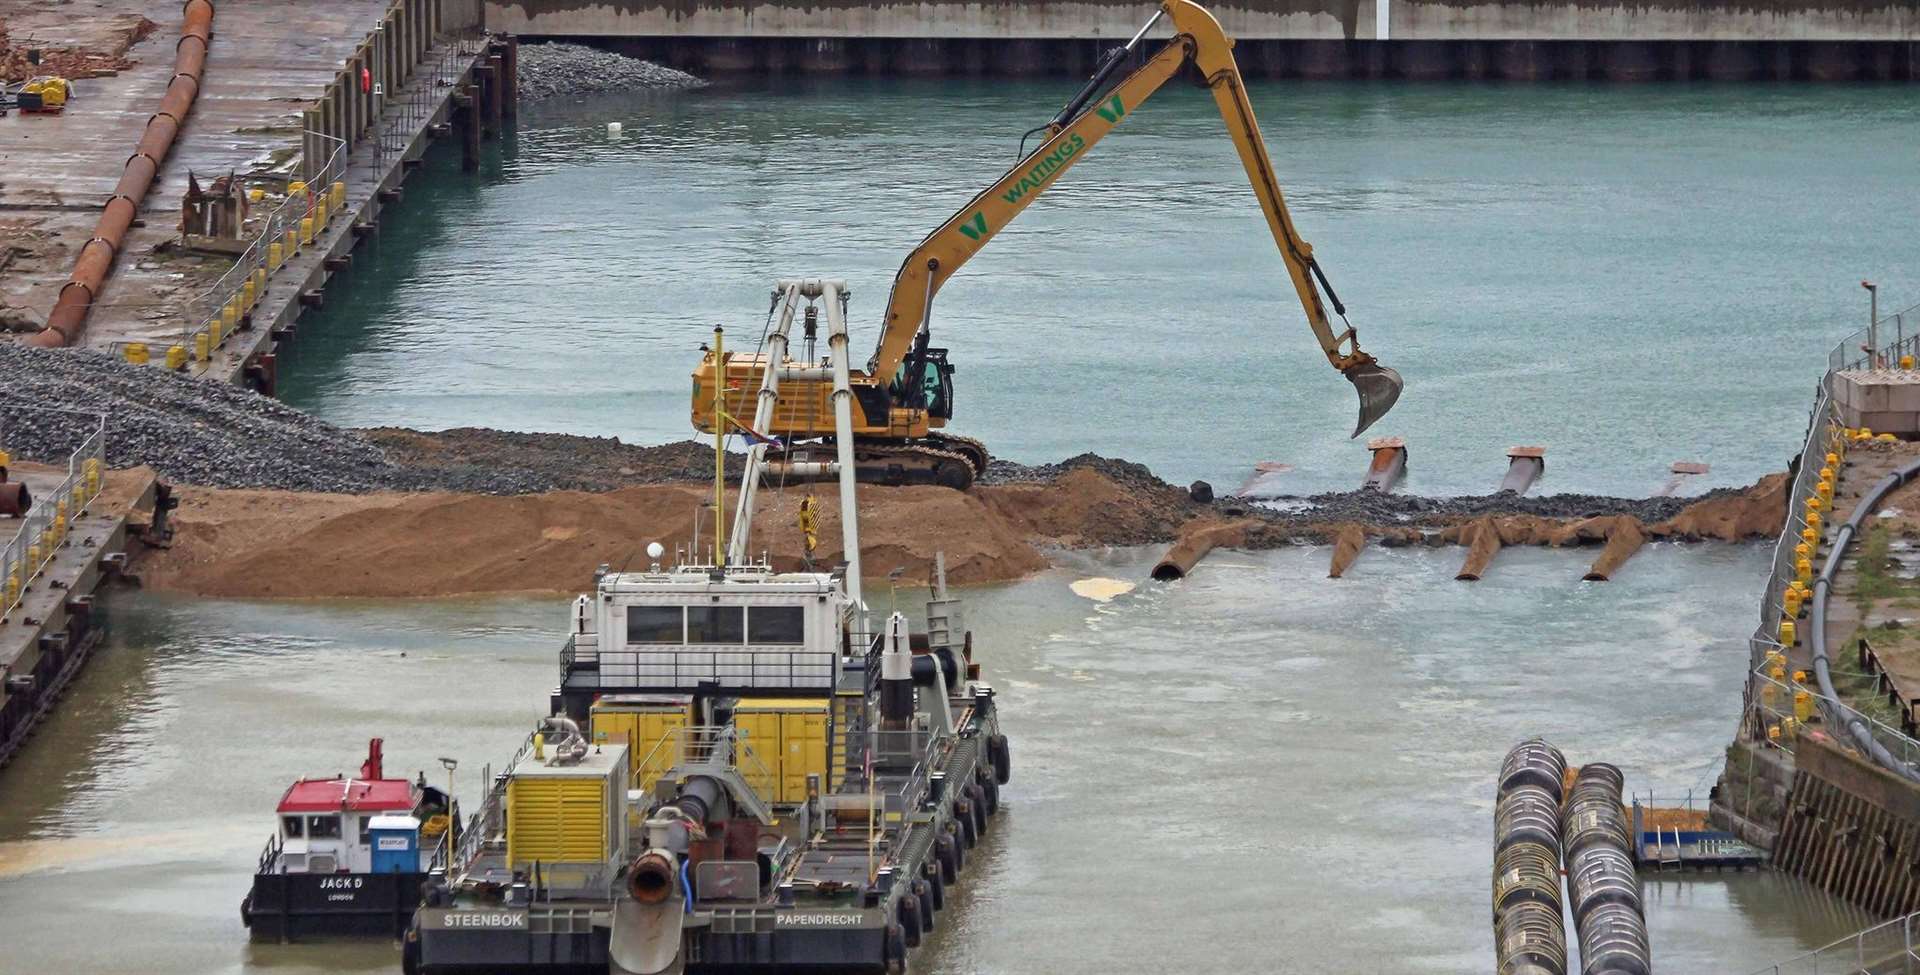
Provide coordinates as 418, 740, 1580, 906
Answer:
505, 743, 628, 871
731, 698, 829, 806
590, 694, 691, 792
19, 77, 72, 113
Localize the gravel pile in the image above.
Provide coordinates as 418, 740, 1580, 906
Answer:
516, 42, 704, 100
0, 345, 551, 494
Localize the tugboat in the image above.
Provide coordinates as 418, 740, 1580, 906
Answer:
404, 285, 1012, 974
244, 738, 455, 941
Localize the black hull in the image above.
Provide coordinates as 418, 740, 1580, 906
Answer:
244, 870, 426, 941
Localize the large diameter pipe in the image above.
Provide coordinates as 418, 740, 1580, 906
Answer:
823, 280, 863, 617
1151, 520, 1253, 581
627, 849, 678, 904
728, 282, 801, 564
32, 0, 216, 348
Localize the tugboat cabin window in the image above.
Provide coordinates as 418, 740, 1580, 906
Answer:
687, 606, 745, 644
626, 605, 683, 644
747, 606, 804, 644
282, 815, 304, 838
307, 815, 342, 839
358, 815, 373, 845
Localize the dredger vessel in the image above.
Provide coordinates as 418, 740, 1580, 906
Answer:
404, 282, 1011, 974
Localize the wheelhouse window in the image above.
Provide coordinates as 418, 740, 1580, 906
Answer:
627, 605, 684, 644
748, 606, 804, 644
358, 815, 373, 845
307, 815, 342, 839
686, 606, 745, 644
282, 815, 304, 838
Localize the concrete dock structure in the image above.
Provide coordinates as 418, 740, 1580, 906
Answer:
485, 0, 1919, 79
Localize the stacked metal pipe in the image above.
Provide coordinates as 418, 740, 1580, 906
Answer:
1494, 739, 1569, 975
1560, 764, 1650, 975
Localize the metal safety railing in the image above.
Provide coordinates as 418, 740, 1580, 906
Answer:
373, 25, 488, 173
1747, 909, 1920, 975
0, 406, 108, 622
1746, 297, 1920, 776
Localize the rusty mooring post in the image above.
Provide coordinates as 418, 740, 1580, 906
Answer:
1361, 437, 1407, 493
500, 37, 519, 121
474, 62, 498, 139
1499, 446, 1546, 495
456, 86, 480, 172
485, 54, 505, 134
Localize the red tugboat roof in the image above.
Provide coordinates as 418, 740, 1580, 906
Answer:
277, 777, 414, 813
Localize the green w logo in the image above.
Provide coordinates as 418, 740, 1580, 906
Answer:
1094, 94, 1125, 124
957, 211, 988, 241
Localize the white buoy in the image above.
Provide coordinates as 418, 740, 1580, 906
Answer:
607, 121, 623, 138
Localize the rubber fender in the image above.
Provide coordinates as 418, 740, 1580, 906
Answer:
898, 894, 922, 948
988, 734, 1011, 785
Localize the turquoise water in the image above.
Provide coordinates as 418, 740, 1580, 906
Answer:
281, 79, 1920, 495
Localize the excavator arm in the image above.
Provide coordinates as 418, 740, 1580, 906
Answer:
869, 0, 1403, 437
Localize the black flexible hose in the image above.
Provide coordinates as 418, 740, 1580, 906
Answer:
1808, 456, 1920, 782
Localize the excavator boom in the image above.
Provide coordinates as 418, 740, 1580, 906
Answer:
870, 0, 1403, 436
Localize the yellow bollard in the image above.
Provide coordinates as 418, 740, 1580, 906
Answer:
3, 570, 17, 610
1905, 355, 1916, 370
1762, 681, 1778, 709
268, 241, 284, 270
1809, 511, 1823, 534
166, 344, 188, 370
331, 181, 345, 209
241, 278, 256, 310
1826, 452, 1840, 467
193, 330, 211, 363
315, 199, 328, 228
288, 180, 308, 201
123, 342, 150, 365
1793, 690, 1814, 722
1817, 481, 1834, 501
1782, 716, 1800, 739
1793, 669, 1808, 683
1780, 619, 1797, 646
1766, 650, 1786, 671
1802, 527, 1819, 547
252, 268, 267, 303
222, 297, 240, 332
1795, 542, 1812, 561
25, 541, 41, 570
284, 228, 298, 255
208, 318, 223, 351
53, 499, 67, 542
1784, 589, 1802, 618
300, 217, 315, 245
1807, 495, 1824, 513
1819, 466, 1834, 483
85, 457, 100, 497
1767, 723, 1782, 744
249, 186, 266, 203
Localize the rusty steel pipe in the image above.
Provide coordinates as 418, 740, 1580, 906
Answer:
31, 0, 215, 348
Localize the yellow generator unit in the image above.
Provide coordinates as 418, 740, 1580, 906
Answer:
590, 694, 691, 792
731, 698, 830, 806
19, 77, 72, 113
504, 743, 628, 872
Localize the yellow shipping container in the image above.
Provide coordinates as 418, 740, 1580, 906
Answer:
732, 698, 830, 806
504, 745, 626, 870
591, 694, 691, 792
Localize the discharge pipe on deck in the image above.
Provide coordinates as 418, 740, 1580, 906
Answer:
1810, 457, 1920, 783
31, 0, 215, 348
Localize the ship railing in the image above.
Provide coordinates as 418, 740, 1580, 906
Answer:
1828, 299, 1920, 374
0, 405, 108, 623
633, 724, 773, 792
451, 734, 538, 876
589, 646, 838, 691
1746, 908, 1920, 975
255, 832, 283, 875
839, 729, 935, 819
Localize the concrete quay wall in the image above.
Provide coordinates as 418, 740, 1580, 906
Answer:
483, 0, 1920, 78
485, 0, 1917, 42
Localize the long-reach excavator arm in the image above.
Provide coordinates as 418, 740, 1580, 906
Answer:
869, 0, 1403, 436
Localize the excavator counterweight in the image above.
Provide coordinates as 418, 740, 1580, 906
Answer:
692, 0, 1403, 488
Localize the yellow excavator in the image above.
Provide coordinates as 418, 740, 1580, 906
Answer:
693, 0, 1403, 490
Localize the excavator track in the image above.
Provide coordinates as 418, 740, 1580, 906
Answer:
786, 437, 985, 491
925, 433, 991, 475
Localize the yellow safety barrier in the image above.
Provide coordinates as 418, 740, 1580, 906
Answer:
252, 268, 267, 303
330, 181, 345, 209
3, 571, 18, 610
1801, 527, 1819, 547
241, 278, 256, 310
52, 500, 67, 544
123, 342, 150, 365
284, 228, 298, 256
85, 457, 101, 497
1793, 690, 1814, 722
26, 540, 41, 569
1784, 588, 1802, 618
193, 330, 211, 363
209, 318, 223, 350
222, 297, 240, 333
1808, 511, 1823, 534
166, 344, 188, 370
300, 217, 315, 245
1780, 619, 1797, 646
268, 241, 284, 270
1817, 480, 1834, 501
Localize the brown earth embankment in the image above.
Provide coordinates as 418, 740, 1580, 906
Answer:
130, 467, 1790, 599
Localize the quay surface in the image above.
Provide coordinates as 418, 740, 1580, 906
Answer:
1, 0, 499, 387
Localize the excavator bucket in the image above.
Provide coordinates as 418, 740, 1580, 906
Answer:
1345, 362, 1404, 438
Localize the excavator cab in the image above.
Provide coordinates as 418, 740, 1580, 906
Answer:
890, 349, 956, 420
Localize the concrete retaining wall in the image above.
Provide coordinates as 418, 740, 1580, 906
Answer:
484, 0, 1920, 43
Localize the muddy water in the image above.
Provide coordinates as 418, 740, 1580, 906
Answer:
0, 544, 1872, 973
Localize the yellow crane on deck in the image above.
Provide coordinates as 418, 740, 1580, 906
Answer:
693, 0, 1404, 491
